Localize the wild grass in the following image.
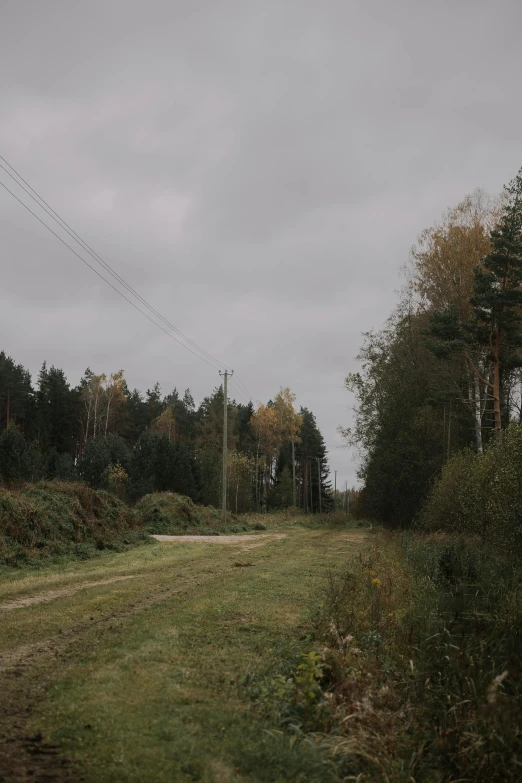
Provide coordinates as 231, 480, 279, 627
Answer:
241, 509, 362, 532
0, 480, 149, 567
133, 491, 264, 535
254, 531, 522, 781
0, 475, 360, 570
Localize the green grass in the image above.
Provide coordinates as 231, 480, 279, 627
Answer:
0, 522, 364, 782
133, 491, 265, 536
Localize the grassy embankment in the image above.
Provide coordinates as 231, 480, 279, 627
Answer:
0, 518, 366, 782
0, 481, 267, 568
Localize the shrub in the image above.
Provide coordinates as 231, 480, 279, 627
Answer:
418, 424, 522, 560
134, 492, 227, 535
0, 480, 144, 565
304, 532, 522, 782
133, 491, 265, 536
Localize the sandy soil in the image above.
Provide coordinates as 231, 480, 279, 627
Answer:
151, 533, 286, 543
152, 533, 287, 550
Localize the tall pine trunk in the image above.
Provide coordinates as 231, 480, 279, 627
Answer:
493, 328, 502, 434
473, 374, 483, 452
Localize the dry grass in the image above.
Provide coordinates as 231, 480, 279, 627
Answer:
280, 530, 522, 782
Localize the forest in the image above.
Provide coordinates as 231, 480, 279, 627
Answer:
0, 356, 331, 514
346, 164, 522, 558
319, 165, 522, 781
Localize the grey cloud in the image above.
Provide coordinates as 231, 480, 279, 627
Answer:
1, 0, 522, 486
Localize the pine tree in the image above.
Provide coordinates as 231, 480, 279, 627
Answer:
296, 408, 331, 513
0, 352, 35, 436
471, 168, 522, 433
0, 425, 32, 485
36, 364, 78, 454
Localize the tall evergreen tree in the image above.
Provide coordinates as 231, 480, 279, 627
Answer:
0, 352, 35, 436
471, 168, 522, 433
296, 408, 331, 513
36, 364, 79, 455
0, 425, 32, 485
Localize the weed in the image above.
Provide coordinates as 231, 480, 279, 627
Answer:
0, 481, 146, 566
296, 532, 522, 781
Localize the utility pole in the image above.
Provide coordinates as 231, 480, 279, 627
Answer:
291, 437, 296, 507
316, 458, 322, 515
219, 370, 233, 522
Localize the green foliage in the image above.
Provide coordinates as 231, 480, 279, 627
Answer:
133, 491, 255, 535
105, 463, 129, 500
78, 434, 130, 489
0, 351, 35, 437
346, 310, 466, 525
0, 347, 331, 516
416, 448, 478, 535
0, 425, 33, 485
255, 651, 332, 732
270, 465, 294, 509
345, 165, 522, 526
47, 449, 78, 480
472, 168, 522, 345
307, 532, 522, 782
129, 430, 197, 499
293, 408, 332, 513
0, 480, 146, 565
194, 448, 222, 507
418, 423, 522, 558
36, 363, 79, 454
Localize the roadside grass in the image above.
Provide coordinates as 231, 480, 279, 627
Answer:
0, 479, 363, 573
257, 530, 522, 782
133, 492, 265, 536
0, 480, 149, 568
8, 525, 360, 782
241, 510, 363, 532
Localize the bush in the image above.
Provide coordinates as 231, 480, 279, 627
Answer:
134, 492, 227, 535
47, 449, 78, 481
418, 424, 522, 559
303, 532, 522, 782
133, 492, 267, 536
0, 480, 145, 565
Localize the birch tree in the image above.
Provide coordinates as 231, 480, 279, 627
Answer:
411, 190, 499, 450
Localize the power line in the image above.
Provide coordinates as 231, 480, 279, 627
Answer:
0, 178, 223, 371
228, 377, 250, 405
233, 373, 255, 402
0, 156, 231, 373
0, 156, 264, 408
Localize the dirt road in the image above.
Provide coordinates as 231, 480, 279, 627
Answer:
0, 527, 366, 783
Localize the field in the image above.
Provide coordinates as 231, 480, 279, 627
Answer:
0, 516, 366, 782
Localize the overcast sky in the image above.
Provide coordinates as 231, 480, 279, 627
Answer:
1, 1, 522, 488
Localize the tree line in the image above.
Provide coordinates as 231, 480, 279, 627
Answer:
0, 355, 331, 512
345, 165, 522, 527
